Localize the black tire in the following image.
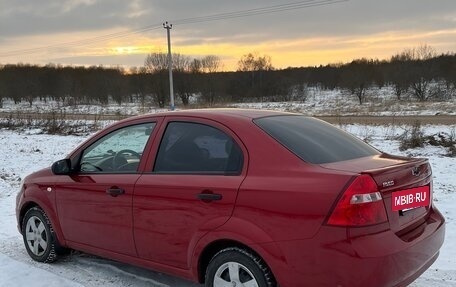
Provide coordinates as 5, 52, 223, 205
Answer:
205, 247, 276, 287
22, 207, 58, 263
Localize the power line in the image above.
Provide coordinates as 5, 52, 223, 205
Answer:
0, 0, 348, 58
0, 26, 163, 57
173, 0, 346, 25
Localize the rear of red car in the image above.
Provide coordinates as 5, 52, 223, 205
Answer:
250, 115, 445, 287
314, 156, 445, 287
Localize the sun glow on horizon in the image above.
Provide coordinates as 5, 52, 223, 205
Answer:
1, 27, 455, 71
103, 27, 456, 70
112, 46, 135, 55
110, 46, 158, 55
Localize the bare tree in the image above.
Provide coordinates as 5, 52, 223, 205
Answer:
389, 54, 410, 100
237, 52, 273, 72
340, 59, 374, 104
237, 53, 274, 100
200, 55, 223, 105
397, 45, 437, 101
415, 44, 437, 61
201, 55, 222, 73
143, 53, 169, 107
144, 53, 225, 106
173, 54, 191, 72
145, 52, 192, 72
189, 59, 202, 73
144, 52, 168, 73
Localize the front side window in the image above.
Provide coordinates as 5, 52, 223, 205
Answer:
154, 122, 243, 174
80, 123, 155, 173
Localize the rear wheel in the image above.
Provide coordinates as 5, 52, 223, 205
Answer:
22, 207, 58, 263
205, 247, 275, 287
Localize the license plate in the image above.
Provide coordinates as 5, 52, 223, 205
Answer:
392, 186, 430, 211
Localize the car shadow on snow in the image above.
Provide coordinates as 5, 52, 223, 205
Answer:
63, 251, 203, 287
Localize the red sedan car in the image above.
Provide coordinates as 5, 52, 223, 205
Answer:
16, 109, 445, 287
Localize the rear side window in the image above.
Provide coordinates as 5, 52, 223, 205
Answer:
254, 116, 380, 164
154, 122, 243, 174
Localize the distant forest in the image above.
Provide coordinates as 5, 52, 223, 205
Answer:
0, 45, 455, 108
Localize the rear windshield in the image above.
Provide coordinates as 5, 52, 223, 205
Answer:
254, 115, 380, 164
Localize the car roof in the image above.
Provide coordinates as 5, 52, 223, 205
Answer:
126, 108, 297, 122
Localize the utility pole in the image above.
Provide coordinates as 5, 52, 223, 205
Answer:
163, 21, 175, 111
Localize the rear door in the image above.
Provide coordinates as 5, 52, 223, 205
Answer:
133, 117, 247, 269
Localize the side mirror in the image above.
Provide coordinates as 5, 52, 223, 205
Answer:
51, 159, 72, 175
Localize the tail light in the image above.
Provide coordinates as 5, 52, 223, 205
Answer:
327, 174, 388, 227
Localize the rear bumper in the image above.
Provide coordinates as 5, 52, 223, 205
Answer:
266, 206, 445, 287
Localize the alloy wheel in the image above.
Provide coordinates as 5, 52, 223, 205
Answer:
25, 215, 48, 257
213, 261, 259, 287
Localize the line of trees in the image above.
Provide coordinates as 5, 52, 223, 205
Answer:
0, 64, 126, 107
0, 45, 455, 108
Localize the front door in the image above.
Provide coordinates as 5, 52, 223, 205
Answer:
56, 122, 156, 256
133, 118, 247, 269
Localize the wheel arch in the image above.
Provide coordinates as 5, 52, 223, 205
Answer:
191, 216, 286, 284
19, 200, 66, 247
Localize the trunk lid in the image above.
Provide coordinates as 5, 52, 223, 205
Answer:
321, 153, 432, 233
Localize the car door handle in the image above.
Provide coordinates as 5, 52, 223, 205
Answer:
197, 192, 222, 202
106, 187, 125, 197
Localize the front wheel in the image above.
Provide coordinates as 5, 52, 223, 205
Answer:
22, 207, 58, 263
205, 247, 275, 287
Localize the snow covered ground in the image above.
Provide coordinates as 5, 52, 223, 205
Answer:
231, 89, 456, 117
0, 124, 455, 286
1, 85, 455, 117
0, 98, 169, 117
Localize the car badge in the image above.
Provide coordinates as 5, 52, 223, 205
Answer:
382, 180, 395, 188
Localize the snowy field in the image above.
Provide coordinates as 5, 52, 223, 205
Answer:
0, 124, 455, 286
1, 86, 455, 117
231, 87, 456, 116
0, 98, 169, 117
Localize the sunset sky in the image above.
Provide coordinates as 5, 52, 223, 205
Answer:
1, 0, 455, 71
